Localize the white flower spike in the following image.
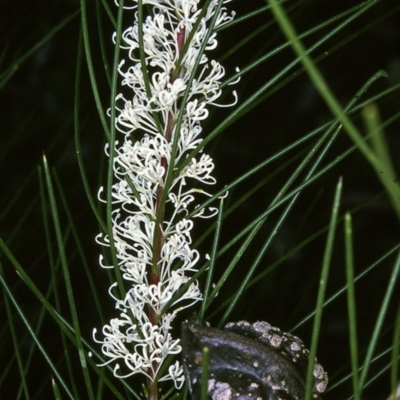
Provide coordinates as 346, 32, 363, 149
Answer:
94, 0, 236, 393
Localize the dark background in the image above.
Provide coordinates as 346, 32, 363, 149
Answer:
1, 0, 400, 398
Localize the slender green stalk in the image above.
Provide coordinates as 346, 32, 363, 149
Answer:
38, 168, 80, 399
74, 33, 107, 233
96, 0, 113, 87
362, 102, 400, 213
359, 251, 400, 389
42, 156, 95, 400
344, 213, 361, 400
391, 307, 400, 400
305, 178, 342, 400
200, 347, 210, 400
52, 170, 105, 324
200, 199, 225, 321
52, 378, 63, 400
105, 0, 127, 306
79, 0, 110, 139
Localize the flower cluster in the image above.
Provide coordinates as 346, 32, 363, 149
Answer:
94, 0, 236, 388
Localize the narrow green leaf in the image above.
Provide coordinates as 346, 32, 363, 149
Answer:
200, 347, 210, 400
74, 33, 107, 233
359, 251, 400, 389
391, 307, 400, 400
200, 198, 224, 321
362, 103, 400, 220
344, 212, 361, 400
38, 167, 80, 399
79, 0, 110, 139
52, 377, 63, 400
305, 178, 342, 400
42, 155, 95, 400
105, 0, 127, 304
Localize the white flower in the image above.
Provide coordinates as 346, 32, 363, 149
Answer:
95, 0, 237, 389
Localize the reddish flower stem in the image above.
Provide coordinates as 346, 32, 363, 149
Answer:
147, 26, 186, 400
